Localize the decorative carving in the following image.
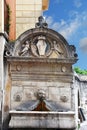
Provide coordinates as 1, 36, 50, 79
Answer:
70, 45, 78, 58
16, 65, 22, 71
37, 89, 46, 101
53, 41, 64, 56
35, 16, 48, 28
62, 66, 67, 72
5, 42, 13, 56
5, 16, 78, 64
18, 41, 30, 56
31, 35, 51, 57
36, 36, 47, 56
13, 36, 66, 58
60, 95, 68, 102
13, 93, 22, 102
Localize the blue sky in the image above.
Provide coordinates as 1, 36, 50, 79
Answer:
44, 0, 87, 69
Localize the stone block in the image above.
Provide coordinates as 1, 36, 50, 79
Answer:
22, 0, 35, 4
11, 102, 21, 110
16, 0, 23, 5
16, 5, 23, 11
16, 11, 23, 17
9, 111, 76, 129
16, 24, 23, 37
48, 86, 60, 101
22, 11, 41, 18
23, 87, 36, 101
22, 24, 35, 31
22, 11, 35, 17
35, 11, 42, 17
35, 5, 42, 10
22, 5, 35, 11
16, 17, 36, 24
11, 86, 23, 101
35, 0, 42, 4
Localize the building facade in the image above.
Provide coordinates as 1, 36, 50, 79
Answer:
0, 0, 49, 40
0, 0, 4, 32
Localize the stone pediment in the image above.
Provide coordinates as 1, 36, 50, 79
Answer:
12, 28, 77, 60
5, 16, 78, 65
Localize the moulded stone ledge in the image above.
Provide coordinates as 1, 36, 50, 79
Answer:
9, 111, 76, 129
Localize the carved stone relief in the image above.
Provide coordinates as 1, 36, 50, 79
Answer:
31, 35, 51, 57
13, 35, 66, 59
60, 95, 68, 102
13, 92, 22, 102
16, 65, 22, 71
62, 66, 67, 72
36, 89, 46, 101
5, 16, 78, 61
18, 40, 30, 56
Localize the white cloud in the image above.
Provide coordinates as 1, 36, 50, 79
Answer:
59, 19, 79, 39
79, 37, 87, 53
46, 16, 80, 40
45, 10, 87, 40
74, 0, 82, 8
46, 16, 53, 26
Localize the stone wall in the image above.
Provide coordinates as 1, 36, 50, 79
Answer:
0, 35, 6, 108
16, 0, 42, 37
78, 76, 87, 109
75, 74, 87, 117
0, 34, 7, 130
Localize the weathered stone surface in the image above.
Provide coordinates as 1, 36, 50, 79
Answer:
16, 0, 42, 37
4, 23, 78, 129
9, 111, 76, 129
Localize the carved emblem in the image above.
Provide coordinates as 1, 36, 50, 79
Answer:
62, 66, 67, 72
31, 36, 50, 57
13, 92, 22, 102
16, 65, 22, 71
60, 95, 68, 102
37, 36, 47, 56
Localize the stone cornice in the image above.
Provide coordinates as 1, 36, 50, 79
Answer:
6, 56, 78, 64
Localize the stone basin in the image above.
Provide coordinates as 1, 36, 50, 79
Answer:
9, 111, 76, 129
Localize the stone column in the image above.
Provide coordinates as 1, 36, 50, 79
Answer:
0, 34, 6, 108
0, 33, 7, 129
0, 0, 4, 32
